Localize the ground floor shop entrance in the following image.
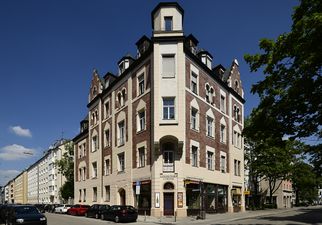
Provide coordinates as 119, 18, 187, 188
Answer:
186, 181, 228, 216
133, 180, 151, 215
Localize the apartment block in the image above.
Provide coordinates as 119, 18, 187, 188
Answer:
74, 2, 245, 217
14, 171, 28, 204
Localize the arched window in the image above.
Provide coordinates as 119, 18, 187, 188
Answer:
164, 182, 174, 190
234, 80, 239, 92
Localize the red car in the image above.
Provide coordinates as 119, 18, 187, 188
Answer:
67, 204, 90, 216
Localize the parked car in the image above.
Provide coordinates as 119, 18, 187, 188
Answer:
85, 204, 110, 219
6, 205, 47, 225
101, 205, 138, 223
54, 204, 71, 214
34, 204, 45, 213
67, 204, 90, 216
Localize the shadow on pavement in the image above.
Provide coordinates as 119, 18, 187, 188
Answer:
257, 207, 322, 225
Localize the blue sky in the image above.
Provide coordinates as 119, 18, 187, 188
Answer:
0, 0, 298, 186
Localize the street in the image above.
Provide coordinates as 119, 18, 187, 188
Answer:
44, 206, 322, 225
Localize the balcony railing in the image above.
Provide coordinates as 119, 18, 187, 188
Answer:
163, 163, 174, 172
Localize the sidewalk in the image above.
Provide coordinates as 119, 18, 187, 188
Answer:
137, 206, 310, 224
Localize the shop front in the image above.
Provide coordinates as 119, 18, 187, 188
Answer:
185, 180, 228, 216
232, 186, 242, 212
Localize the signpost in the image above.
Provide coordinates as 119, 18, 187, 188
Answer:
136, 181, 140, 209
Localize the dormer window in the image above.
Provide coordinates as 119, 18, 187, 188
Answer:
164, 17, 173, 31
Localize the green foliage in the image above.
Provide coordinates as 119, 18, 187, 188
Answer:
291, 160, 318, 205
244, 116, 301, 204
244, 0, 322, 139
55, 142, 74, 200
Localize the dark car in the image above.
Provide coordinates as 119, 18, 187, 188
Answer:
85, 204, 110, 219
6, 205, 47, 225
67, 204, 90, 216
101, 205, 138, 223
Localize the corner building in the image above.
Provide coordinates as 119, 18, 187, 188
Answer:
74, 2, 245, 217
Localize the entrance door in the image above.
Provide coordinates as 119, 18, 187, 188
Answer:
163, 193, 174, 216
119, 188, 126, 205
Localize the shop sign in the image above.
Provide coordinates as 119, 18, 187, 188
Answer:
177, 192, 183, 208
244, 190, 250, 195
155, 192, 160, 208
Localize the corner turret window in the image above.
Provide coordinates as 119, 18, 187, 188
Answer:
164, 16, 173, 31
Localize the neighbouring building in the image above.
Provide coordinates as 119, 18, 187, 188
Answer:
37, 140, 69, 204
0, 186, 4, 204
4, 185, 9, 204
74, 2, 245, 217
27, 162, 39, 204
260, 179, 293, 208
14, 171, 28, 204
8, 180, 15, 204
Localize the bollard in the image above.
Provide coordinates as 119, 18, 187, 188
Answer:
174, 210, 177, 222
144, 210, 146, 221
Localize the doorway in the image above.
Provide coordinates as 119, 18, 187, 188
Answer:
119, 188, 126, 205
163, 193, 174, 216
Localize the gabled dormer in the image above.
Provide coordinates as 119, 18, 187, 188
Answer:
185, 34, 199, 55
136, 35, 151, 58
103, 72, 117, 89
197, 50, 213, 69
118, 55, 135, 75
89, 69, 102, 103
151, 2, 184, 37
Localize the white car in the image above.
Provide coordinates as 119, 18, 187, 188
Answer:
54, 204, 72, 214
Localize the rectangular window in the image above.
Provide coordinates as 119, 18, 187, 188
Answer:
162, 55, 175, 78
164, 16, 173, 31
92, 136, 98, 152
104, 159, 110, 176
83, 189, 86, 202
138, 74, 145, 95
82, 167, 86, 181
163, 97, 175, 120
220, 124, 226, 143
105, 186, 110, 202
79, 189, 82, 202
191, 108, 198, 130
105, 101, 110, 118
92, 162, 97, 178
138, 111, 146, 132
191, 72, 198, 94
207, 151, 214, 170
118, 152, 125, 172
163, 151, 174, 172
191, 146, 198, 167
138, 147, 145, 168
105, 129, 110, 147
118, 121, 125, 146
207, 117, 214, 137
234, 160, 241, 176
220, 95, 226, 113
220, 155, 226, 173
93, 187, 97, 202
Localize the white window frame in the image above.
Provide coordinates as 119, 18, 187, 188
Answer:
138, 73, 145, 96
220, 123, 226, 143
220, 94, 226, 113
191, 72, 198, 94
92, 135, 98, 152
104, 129, 110, 147
191, 145, 198, 167
137, 110, 146, 132
191, 107, 198, 130
220, 152, 227, 173
118, 120, 125, 146
118, 152, 125, 172
138, 147, 145, 168
206, 116, 214, 137
207, 151, 214, 170
162, 97, 175, 120
104, 159, 110, 176
92, 162, 97, 178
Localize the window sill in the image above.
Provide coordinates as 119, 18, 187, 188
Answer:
91, 177, 97, 180
160, 121, 178, 126
206, 135, 215, 139
136, 129, 146, 134
162, 75, 175, 79
117, 171, 125, 174
191, 128, 199, 132
137, 166, 145, 169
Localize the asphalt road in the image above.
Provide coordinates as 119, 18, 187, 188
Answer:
45, 206, 322, 225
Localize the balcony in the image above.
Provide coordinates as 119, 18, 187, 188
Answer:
163, 163, 174, 172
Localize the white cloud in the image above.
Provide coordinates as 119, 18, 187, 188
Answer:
9, 126, 32, 138
0, 169, 20, 186
0, 144, 35, 160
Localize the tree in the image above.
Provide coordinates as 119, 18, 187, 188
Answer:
55, 142, 74, 201
244, 0, 322, 140
291, 160, 318, 205
244, 116, 300, 206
